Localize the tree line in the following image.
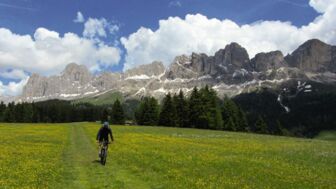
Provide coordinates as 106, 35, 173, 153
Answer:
0, 86, 292, 136
0, 99, 124, 125
134, 86, 285, 135
234, 88, 336, 137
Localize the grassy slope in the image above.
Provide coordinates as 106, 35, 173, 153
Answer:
0, 123, 335, 188
72, 91, 123, 105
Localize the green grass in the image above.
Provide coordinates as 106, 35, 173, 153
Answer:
73, 91, 123, 105
0, 123, 335, 188
315, 130, 336, 141
0, 123, 68, 188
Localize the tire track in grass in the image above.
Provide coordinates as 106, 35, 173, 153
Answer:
60, 123, 150, 189
81, 123, 152, 189
60, 123, 97, 188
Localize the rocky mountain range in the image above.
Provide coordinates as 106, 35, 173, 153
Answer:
8, 39, 336, 103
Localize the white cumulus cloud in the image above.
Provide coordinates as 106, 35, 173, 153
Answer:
169, 1, 182, 7
121, 0, 336, 71
0, 77, 29, 96
0, 27, 121, 96
0, 69, 28, 80
74, 11, 85, 23
0, 12, 122, 97
309, 0, 335, 13
83, 17, 119, 39
0, 27, 121, 75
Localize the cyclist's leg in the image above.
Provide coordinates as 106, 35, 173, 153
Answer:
98, 140, 103, 157
103, 139, 108, 149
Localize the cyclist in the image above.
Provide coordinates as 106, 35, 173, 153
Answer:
96, 121, 114, 156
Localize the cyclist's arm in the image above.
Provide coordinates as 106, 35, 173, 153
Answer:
109, 129, 114, 141
96, 128, 101, 140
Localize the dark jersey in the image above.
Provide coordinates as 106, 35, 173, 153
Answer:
96, 127, 114, 142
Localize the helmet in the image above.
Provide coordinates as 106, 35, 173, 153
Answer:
103, 121, 109, 128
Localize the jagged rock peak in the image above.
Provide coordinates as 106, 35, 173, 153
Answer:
213, 42, 251, 72
172, 54, 191, 65
166, 55, 198, 79
299, 39, 330, 49
62, 62, 90, 75
124, 61, 165, 77
251, 51, 286, 72
28, 73, 44, 81
22, 73, 48, 98
285, 39, 335, 72
223, 42, 250, 61
226, 42, 244, 49
61, 62, 92, 84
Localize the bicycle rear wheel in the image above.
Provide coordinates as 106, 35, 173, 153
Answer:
100, 149, 106, 165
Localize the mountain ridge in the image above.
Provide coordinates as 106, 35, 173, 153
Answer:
7, 38, 336, 103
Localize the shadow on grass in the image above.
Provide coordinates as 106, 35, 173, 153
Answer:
92, 160, 101, 164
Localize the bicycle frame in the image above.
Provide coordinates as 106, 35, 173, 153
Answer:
99, 141, 109, 165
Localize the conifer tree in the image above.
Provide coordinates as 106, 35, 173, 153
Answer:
221, 96, 249, 131
159, 93, 177, 126
188, 87, 207, 128
255, 115, 268, 133
0, 101, 6, 122
199, 85, 223, 129
111, 99, 125, 125
276, 120, 291, 136
146, 97, 159, 125
101, 108, 110, 122
23, 103, 33, 123
214, 105, 224, 130
32, 103, 40, 123
173, 90, 189, 127
4, 102, 15, 122
237, 107, 248, 131
226, 117, 235, 131
135, 97, 159, 125
14, 103, 24, 122
222, 97, 239, 130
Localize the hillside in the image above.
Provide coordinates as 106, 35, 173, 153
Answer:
1, 123, 335, 188
233, 80, 336, 137
73, 91, 123, 105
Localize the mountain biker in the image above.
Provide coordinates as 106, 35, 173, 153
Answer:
96, 122, 114, 154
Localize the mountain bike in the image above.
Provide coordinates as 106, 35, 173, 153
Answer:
99, 141, 110, 165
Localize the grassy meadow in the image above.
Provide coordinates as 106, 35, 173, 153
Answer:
73, 91, 123, 105
0, 122, 335, 188
314, 130, 336, 141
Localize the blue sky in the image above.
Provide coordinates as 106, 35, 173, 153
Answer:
0, 0, 335, 96
0, 0, 318, 40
